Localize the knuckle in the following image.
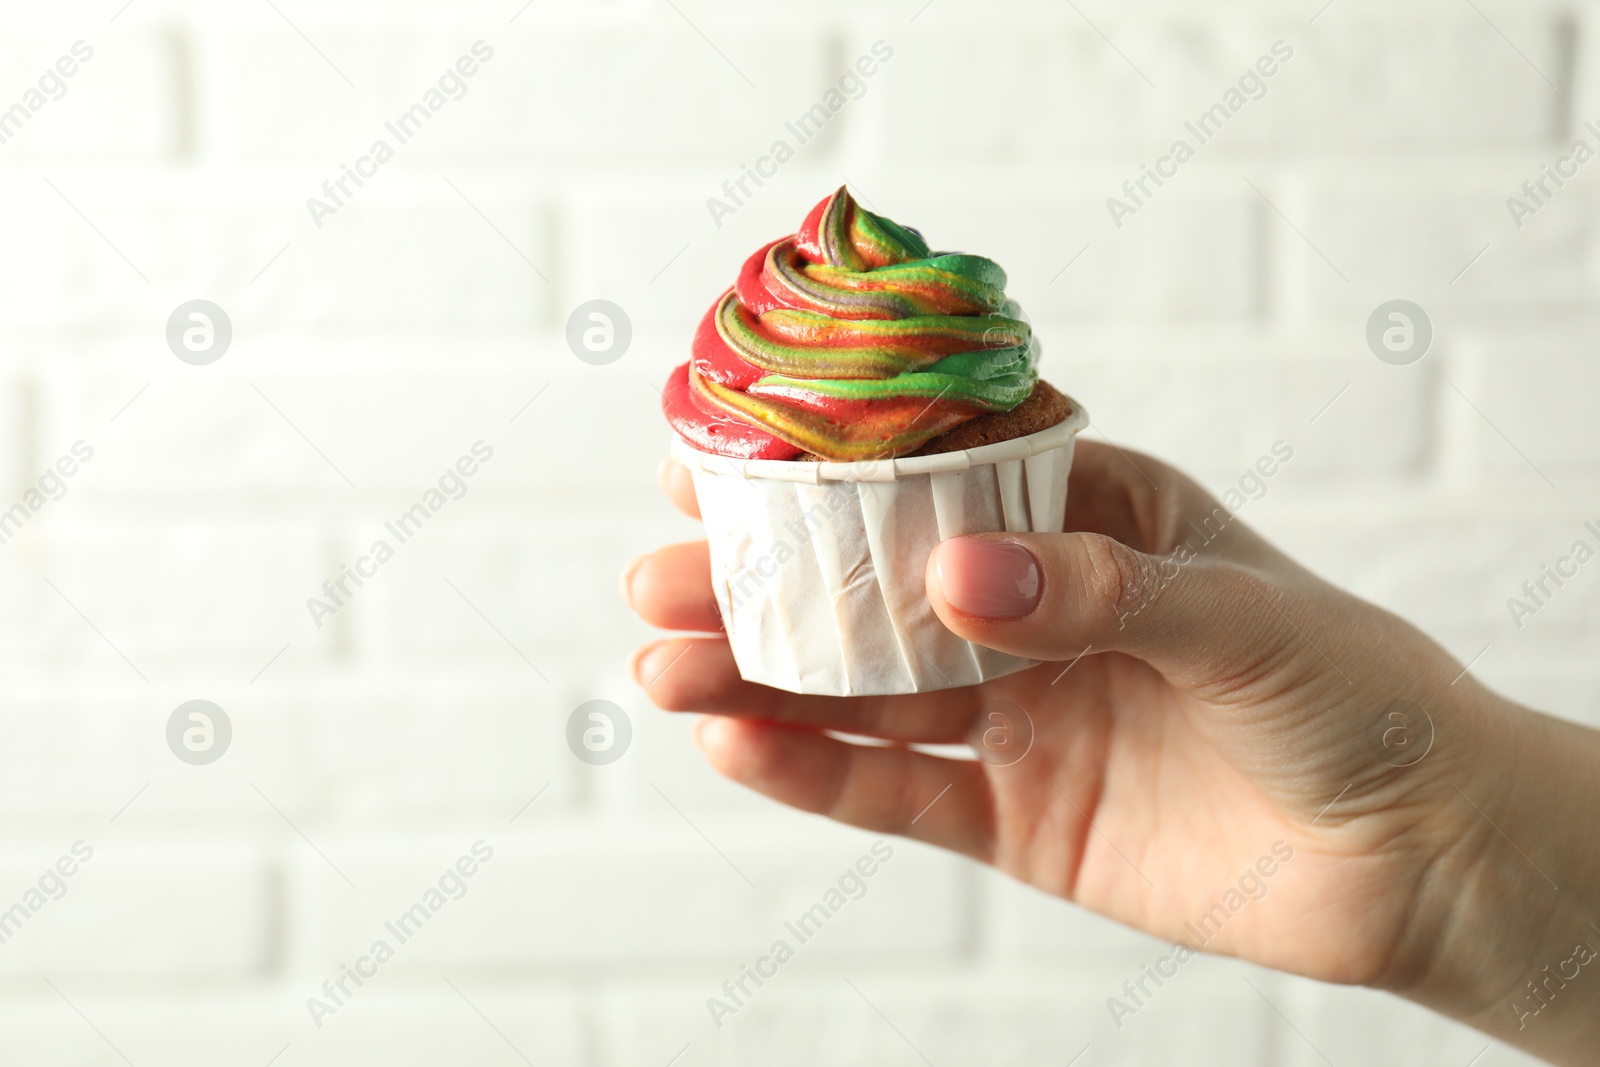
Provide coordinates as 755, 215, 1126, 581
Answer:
1072, 533, 1158, 621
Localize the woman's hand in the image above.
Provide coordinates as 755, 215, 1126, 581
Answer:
625, 440, 1600, 1064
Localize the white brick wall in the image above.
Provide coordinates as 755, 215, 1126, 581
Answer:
0, 0, 1588, 1062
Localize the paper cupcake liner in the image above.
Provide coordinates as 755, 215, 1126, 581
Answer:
672, 397, 1090, 697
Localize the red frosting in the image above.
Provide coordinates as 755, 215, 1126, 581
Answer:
663, 187, 1030, 461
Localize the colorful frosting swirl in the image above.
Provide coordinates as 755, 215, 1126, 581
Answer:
663, 187, 1038, 461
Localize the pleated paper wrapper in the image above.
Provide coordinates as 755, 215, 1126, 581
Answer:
672, 399, 1089, 696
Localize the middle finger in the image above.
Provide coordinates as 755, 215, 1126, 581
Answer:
632, 636, 983, 744
624, 540, 721, 632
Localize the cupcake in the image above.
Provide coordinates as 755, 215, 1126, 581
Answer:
663, 186, 1087, 696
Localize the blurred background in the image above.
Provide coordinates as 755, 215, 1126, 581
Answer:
0, 0, 1590, 1062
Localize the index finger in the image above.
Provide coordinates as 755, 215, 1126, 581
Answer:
658, 455, 700, 519
1063, 438, 1277, 565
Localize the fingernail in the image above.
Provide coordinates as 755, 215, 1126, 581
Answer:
935, 538, 1041, 619
620, 554, 646, 608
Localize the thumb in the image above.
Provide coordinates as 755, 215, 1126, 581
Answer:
926, 532, 1292, 688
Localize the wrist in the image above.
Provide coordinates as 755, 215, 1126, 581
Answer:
1388, 688, 1600, 1062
